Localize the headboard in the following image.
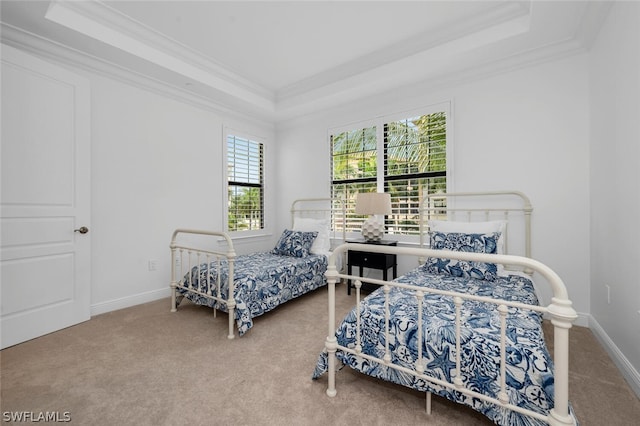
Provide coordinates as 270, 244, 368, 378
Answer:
419, 191, 533, 265
290, 198, 347, 249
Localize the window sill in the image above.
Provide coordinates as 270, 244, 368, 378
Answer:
222, 231, 274, 245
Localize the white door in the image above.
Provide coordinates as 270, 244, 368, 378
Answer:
1, 44, 91, 349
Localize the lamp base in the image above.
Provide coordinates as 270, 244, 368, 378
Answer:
361, 216, 385, 242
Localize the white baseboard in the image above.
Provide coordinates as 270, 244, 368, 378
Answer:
90, 287, 171, 316
588, 315, 640, 398
543, 310, 589, 327
573, 311, 590, 328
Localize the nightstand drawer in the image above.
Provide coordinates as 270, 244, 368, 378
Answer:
348, 251, 394, 269
346, 240, 398, 296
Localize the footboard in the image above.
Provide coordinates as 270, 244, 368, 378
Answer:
169, 229, 237, 339
323, 244, 577, 426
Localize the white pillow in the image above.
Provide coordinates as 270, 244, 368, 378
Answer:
428, 220, 506, 254
293, 217, 330, 254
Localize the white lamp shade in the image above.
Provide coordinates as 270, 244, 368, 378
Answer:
355, 192, 392, 215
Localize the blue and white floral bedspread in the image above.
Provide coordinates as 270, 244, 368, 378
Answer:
313, 268, 576, 425
178, 252, 327, 335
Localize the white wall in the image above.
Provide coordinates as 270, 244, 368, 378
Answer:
86, 74, 276, 313
588, 1, 640, 393
276, 54, 591, 320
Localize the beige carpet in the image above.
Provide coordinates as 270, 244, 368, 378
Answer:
1, 284, 639, 425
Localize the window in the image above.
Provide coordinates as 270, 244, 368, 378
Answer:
330, 107, 448, 238
227, 134, 264, 232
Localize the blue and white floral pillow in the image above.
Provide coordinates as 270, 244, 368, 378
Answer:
272, 229, 318, 258
424, 231, 501, 281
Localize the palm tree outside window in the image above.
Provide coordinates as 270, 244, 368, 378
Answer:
330, 107, 448, 238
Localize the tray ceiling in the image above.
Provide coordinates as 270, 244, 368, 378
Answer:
0, 1, 611, 122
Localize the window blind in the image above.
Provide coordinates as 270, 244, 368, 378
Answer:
227, 135, 264, 231
330, 126, 377, 233
330, 110, 447, 237
384, 113, 447, 235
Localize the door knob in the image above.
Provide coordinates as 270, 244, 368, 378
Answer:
74, 226, 89, 234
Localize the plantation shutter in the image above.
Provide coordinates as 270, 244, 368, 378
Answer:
384, 112, 447, 235
329, 106, 448, 238
227, 135, 264, 231
330, 126, 377, 233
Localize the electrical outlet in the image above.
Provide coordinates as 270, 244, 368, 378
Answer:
148, 259, 158, 271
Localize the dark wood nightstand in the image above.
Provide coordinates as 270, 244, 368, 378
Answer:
347, 240, 398, 295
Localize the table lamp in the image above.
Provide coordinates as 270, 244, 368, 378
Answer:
355, 192, 392, 242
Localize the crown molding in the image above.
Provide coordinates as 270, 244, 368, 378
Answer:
0, 23, 276, 127
45, 0, 275, 113
3, 0, 608, 126
42, 0, 533, 116
276, 0, 531, 102
572, 1, 614, 50
275, 35, 588, 124
2, 18, 588, 127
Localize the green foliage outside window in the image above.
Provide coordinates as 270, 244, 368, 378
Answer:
228, 135, 264, 232
331, 111, 447, 236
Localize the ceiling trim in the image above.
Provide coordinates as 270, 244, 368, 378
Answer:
45, 0, 276, 113
572, 1, 614, 49
0, 22, 277, 127
43, 0, 535, 117
276, 1, 532, 101
276, 36, 588, 123
0, 14, 589, 126
2, 1, 610, 124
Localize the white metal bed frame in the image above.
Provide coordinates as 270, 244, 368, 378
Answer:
419, 190, 533, 258
170, 198, 346, 339
321, 191, 577, 425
